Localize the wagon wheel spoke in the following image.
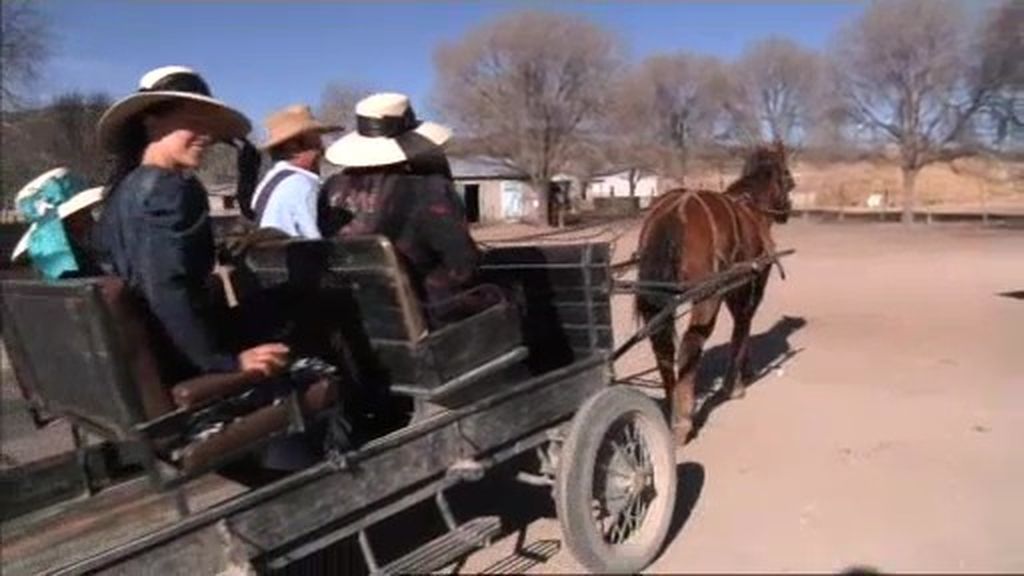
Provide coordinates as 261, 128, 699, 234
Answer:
606, 485, 643, 544
611, 439, 640, 471
598, 418, 659, 545
632, 488, 649, 534
615, 495, 636, 542
630, 488, 653, 535
630, 422, 651, 473
624, 423, 641, 463
626, 421, 651, 473
599, 460, 634, 481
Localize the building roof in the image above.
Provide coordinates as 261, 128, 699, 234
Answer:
449, 156, 528, 180
206, 182, 237, 196
590, 166, 659, 180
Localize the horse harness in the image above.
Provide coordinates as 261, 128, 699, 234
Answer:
654, 189, 786, 282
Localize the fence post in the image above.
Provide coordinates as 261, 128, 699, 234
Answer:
981, 184, 989, 226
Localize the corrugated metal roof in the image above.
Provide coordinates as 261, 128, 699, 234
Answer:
449, 156, 528, 180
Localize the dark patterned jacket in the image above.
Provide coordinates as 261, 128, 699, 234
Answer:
321, 167, 481, 317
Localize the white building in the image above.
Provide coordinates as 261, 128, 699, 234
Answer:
585, 169, 662, 208
449, 156, 534, 224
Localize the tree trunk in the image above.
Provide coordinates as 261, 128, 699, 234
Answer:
900, 166, 918, 225
528, 178, 550, 226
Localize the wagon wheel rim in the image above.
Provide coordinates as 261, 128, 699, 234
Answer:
592, 415, 657, 545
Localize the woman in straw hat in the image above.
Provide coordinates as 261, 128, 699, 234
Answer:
94, 65, 289, 382
321, 92, 495, 325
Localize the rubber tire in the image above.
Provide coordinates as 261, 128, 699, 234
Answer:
555, 386, 677, 574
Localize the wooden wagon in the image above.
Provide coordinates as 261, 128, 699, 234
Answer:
0, 235, 787, 574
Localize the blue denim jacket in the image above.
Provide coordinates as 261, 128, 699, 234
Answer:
96, 166, 238, 379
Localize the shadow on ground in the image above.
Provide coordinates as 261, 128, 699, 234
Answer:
691, 315, 807, 436
655, 461, 706, 565
838, 566, 884, 575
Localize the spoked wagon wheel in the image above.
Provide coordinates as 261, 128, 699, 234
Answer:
555, 387, 677, 574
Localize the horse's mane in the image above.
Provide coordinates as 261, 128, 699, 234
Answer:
724, 146, 785, 198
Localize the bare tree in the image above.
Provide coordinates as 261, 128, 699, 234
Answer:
972, 1, 1023, 154
1, 0, 51, 112
434, 11, 623, 224
1, 92, 113, 205
44, 92, 111, 183
318, 82, 370, 134
197, 143, 241, 186
561, 134, 606, 199
612, 53, 725, 183
726, 37, 822, 146
830, 0, 1014, 223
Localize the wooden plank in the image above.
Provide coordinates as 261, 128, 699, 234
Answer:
227, 359, 608, 553
563, 326, 615, 352
481, 267, 609, 291
426, 304, 522, 383
2, 474, 246, 576
35, 358, 608, 574
245, 238, 394, 272
96, 521, 258, 576
548, 302, 612, 325
480, 243, 610, 267
1, 284, 140, 439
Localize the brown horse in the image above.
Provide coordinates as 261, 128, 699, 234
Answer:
635, 142, 795, 444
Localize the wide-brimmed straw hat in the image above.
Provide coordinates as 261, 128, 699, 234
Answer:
261, 104, 343, 150
97, 65, 251, 152
11, 168, 104, 261
324, 92, 451, 168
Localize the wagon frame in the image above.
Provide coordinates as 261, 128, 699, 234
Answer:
0, 236, 790, 575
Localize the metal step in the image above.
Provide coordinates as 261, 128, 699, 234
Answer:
377, 515, 501, 575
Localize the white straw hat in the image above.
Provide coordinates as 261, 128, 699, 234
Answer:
324, 92, 451, 168
97, 65, 251, 152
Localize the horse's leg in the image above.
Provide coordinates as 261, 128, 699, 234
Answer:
724, 292, 753, 400
673, 297, 722, 443
647, 322, 677, 414
725, 271, 769, 398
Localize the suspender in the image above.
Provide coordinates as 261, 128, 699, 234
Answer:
252, 168, 297, 223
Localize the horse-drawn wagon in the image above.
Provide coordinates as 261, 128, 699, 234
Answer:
1, 233, 788, 575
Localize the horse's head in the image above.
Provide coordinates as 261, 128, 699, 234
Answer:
741, 140, 795, 223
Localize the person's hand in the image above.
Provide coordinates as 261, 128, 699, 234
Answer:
238, 343, 290, 377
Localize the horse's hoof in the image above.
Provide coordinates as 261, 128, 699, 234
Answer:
730, 385, 746, 400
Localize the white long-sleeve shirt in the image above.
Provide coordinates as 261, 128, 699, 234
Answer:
251, 161, 322, 239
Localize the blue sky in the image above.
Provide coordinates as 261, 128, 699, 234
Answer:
39, 1, 866, 130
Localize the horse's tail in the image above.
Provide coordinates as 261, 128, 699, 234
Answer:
634, 206, 685, 338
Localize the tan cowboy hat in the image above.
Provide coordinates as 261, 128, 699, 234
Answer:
261, 104, 343, 150
11, 168, 104, 261
324, 92, 451, 168
97, 65, 251, 152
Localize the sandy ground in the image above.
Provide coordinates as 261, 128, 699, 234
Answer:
457, 219, 1024, 574
3, 219, 1022, 573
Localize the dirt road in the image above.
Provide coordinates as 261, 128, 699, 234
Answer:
459, 220, 1024, 573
